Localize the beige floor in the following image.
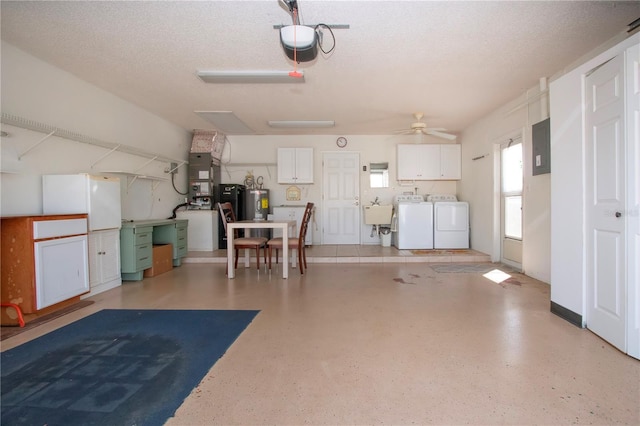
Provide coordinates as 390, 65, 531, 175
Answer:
3, 249, 639, 425
184, 245, 492, 265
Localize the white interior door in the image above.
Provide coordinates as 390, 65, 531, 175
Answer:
625, 44, 639, 360
322, 152, 360, 244
585, 54, 626, 352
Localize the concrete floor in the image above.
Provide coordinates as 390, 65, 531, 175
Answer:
2, 252, 639, 425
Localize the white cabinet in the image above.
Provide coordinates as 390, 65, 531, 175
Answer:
35, 235, 89, 309
439, 144, 461, 179
397, 144, 460, 180
397, 144, 440, 180
277, 148, 314, 183
272, 205, 313, 246
87, 229, 121, 296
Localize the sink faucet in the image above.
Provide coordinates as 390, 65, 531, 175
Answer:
371, 197, 380, 206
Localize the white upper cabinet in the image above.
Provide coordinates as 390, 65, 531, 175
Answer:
277, 148, 314, 184
397, 144, 461, 180
439, 144, 461, 180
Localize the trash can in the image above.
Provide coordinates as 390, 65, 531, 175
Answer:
380, 227, 391, 247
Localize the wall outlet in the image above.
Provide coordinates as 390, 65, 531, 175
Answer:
169, 162, 178, 174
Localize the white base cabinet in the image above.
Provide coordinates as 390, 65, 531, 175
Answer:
397, 144, 461, 180
272, 205, 313, 246
87, 229, 121, 297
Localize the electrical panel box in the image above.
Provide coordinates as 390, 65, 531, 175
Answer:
532, 118, 551, 176
188, 152, 221, 210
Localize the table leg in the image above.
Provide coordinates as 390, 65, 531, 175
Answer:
227, 229, 235, 278
282, 223, 288, 279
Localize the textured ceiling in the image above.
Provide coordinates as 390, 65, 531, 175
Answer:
1, 1, 638, 136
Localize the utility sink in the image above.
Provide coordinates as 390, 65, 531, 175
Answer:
363, 204, 393, 225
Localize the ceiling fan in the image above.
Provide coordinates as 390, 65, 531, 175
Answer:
395, 113, 456, 140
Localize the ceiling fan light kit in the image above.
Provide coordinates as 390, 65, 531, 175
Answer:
396, 112, 457, 140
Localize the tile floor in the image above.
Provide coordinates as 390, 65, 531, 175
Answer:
2, 252, 639, 425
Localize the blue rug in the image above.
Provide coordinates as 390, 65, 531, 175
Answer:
1, 309, 259, 425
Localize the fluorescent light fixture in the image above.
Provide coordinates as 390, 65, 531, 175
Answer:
268, 120, 335, 128
197, 70, 305, 84
195, 111, 254, 134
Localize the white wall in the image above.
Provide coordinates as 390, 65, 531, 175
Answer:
1, 42, 191, 219
458, 85, 551, 283
549, 33, 640, 318
225, 134, 457, 245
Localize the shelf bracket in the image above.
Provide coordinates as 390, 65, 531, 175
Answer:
127, 175, 140, 189
90, 145, 122, 168
134, 156, 158, 173
18, 130, 56, 160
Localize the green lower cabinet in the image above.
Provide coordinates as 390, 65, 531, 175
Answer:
120, 219, 188, 281
120, 226, 153, 281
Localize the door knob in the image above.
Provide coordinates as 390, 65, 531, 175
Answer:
615, 211, 622, 218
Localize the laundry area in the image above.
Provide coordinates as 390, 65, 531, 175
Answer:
383, 193, 469, 251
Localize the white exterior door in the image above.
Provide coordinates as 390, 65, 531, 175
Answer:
500, 136, 523, 269
322, 152, 360, 244
585, 54, 626, 352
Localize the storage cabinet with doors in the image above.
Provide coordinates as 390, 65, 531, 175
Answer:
88, 228, 121, 296
1, 214, 89, 325
439, 144, 461, 179
277, 148, 314, 183
272, 205, 313, 246
120, 225, 153, 281
397, 144, 461, 180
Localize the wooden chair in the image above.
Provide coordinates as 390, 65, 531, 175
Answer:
217, 202, 267, 271
267, 202, 314, 274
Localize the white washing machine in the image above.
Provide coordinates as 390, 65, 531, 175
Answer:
392, 195, 434, 249
428, 194, 469, 249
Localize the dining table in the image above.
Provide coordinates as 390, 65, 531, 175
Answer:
226, 219, 297, 279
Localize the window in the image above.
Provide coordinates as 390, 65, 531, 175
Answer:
502, 141, 522, 240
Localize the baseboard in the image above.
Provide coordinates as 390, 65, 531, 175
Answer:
550, 301, 583, 327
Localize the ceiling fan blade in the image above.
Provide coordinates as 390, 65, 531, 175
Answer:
425, 129, 457, 140
426, 127, 447, 131
393, 129, 414, 134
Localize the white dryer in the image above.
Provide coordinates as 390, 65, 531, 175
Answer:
392, 195, 433, 249
428, 194, 469, 249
